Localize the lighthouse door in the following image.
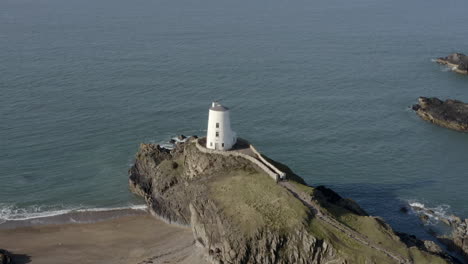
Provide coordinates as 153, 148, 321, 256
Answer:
215, 143, 218, 150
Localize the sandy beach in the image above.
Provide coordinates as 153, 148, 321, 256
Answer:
0, 213, 207, 264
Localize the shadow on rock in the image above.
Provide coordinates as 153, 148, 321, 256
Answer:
11, 253, 32, 264
0, 249, 32, 264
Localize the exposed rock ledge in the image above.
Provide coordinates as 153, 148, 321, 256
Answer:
409, 204, 468, 263
412, 97, 468, 132
436, 53, 468, 74
129, 137, 458, 263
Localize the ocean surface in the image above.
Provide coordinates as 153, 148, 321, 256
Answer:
1, 0, 467, 239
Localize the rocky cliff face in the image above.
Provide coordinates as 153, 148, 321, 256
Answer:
436, 53, 468, 74
129, 138, 457, 264
412, 97, 468, 132
437, 218, 468, 263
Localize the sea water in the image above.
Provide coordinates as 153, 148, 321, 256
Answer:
1, 0, 468, 238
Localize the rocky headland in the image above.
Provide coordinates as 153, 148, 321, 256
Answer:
436, 53, 468, 74
408, 203, 468, 263
412, 97, 468, 132
129, 137, 459, 263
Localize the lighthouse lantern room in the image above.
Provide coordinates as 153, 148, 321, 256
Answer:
206, 102, 237, 151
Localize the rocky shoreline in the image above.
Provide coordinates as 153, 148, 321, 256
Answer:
407, 203, 468, 263
129, 137, 460, 263
412, 97, 468, 132
436, 53, 468, 74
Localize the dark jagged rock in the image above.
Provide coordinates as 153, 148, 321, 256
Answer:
400, 206, 409, 214
396, 232, 446, 256
439, 218, 468, 262
0, 250, 12, 264
436, 53, 468, 74
412, 97, 468, 132
409, 203, 468, 262
314, 185, 368, 216
419, 214, 430, 223
129, 138, 455, 263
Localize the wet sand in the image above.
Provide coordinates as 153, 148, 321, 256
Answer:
0, 214, 208, 264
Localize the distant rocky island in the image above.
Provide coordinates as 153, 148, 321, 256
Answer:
412, 97, 468, 132
129, 137, 460, 263
436, 53, 468, 74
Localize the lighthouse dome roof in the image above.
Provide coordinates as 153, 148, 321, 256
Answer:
210, 102, 229, 112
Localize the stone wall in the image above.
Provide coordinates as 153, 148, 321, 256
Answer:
249, 145, 286, 180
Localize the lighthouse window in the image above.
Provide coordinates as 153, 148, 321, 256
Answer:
216, 132, 219, 137
222, 143, 224, 147
210, 142, 213, 147
216, 123, 219, 128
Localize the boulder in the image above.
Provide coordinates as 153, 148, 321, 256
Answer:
400, 206, 409, 214
419, 214, 430, 223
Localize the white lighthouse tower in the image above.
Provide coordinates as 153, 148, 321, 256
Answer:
206, 102, 237, 150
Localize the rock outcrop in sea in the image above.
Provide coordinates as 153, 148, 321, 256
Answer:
129, 137, 458, 263
412, 97, 468, 132
436, 53, 468, 74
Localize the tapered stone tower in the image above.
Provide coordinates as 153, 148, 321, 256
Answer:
206, 102, 237, 150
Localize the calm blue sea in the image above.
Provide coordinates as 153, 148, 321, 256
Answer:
1, 0, 467, 238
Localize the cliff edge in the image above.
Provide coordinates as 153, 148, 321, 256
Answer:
129, 137, 456, 264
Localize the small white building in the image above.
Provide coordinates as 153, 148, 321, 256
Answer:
206, 102, 237, 150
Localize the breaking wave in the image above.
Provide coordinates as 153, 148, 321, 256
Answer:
407, 200, 454, 225
0, 203, 147, 224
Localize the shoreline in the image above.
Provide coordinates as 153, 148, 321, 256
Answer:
0, 205, 148, 230
0, 212, 208, 264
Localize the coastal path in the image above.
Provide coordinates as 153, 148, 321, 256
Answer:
280, 181, 411, 264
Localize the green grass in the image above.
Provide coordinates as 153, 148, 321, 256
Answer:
290, 181, 315, 196
156, 158, 185, 183
308, 217, 399, 264
316, 198, 449, 263
209, 170, 309, 235
191, 147, 449, 263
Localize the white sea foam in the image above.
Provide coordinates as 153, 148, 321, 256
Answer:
0, 203, 147, 222
430, 58, 455, 72
408, 201, 425, 209
407, 200, 452, 225
441, 67, 452, 72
